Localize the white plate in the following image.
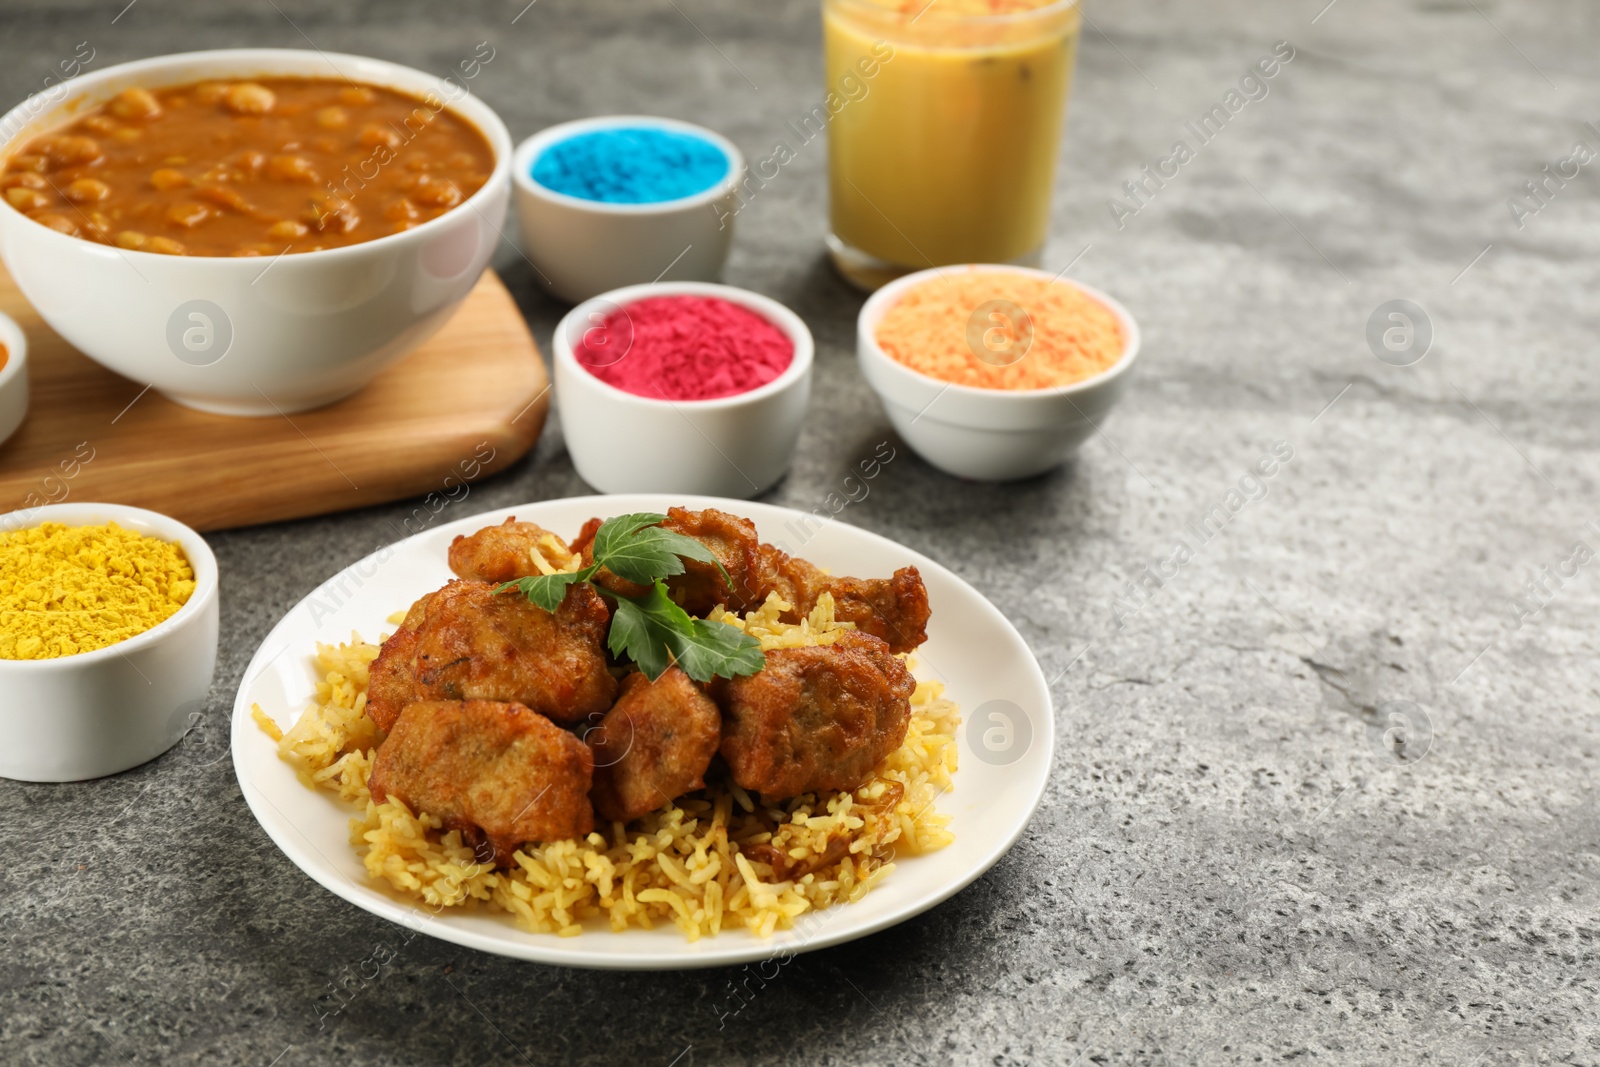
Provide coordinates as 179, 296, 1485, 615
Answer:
231, 495, 1054, 970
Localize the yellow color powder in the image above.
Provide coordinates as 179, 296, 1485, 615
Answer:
0, 521, 196, 660
875, 269, 1124, 391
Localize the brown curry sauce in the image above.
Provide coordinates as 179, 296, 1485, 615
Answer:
0, 78, 494, 257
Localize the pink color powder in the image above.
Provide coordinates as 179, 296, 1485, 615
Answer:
575, 295, 794, 401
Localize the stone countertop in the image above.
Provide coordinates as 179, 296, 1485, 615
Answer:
2, 1, 1596, 1064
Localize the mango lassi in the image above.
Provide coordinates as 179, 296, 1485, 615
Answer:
823, 0, 1081, 289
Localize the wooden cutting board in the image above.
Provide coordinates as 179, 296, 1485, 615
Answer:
0, 265, 549, 532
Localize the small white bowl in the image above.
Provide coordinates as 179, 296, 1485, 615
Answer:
0, 49, 513, 415
553, 281, 812, 497
0, 502, 220, 782
513, 116, 743, 304
857, 264, 1141, 481
0, 310, 27, 447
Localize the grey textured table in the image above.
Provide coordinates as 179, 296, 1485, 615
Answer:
3, 1, 1597, 1064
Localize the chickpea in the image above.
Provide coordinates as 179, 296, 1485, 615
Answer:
165, 201, 211, 228
145, 236, 186, 255
85, 211, 112, 237
314, 106, 349, 130
357, 123, 402, 149
197, 184, 252, 214
338, 86, 376, 107
266, 154, 318, 183
268, 219, 309, 239
384, 197, 419, 222
115, 230, 147, 250
81, 115, 120, 135
410, 176, 460, 208
109, 87, 163, 120
1, 172, 47, 191
112, 128, 142, 143
194, 82, 229, 105
33, 214, 79, 235
63, 178, 111, 203
224, 82, 276, 115
32, 135, 103, 168
306, 195, 358, 234
8, 154, 48, 173
5, 187, 50, 211
150, 168, 190, 191
60, 136, 105, 164
235, 150, 266, 172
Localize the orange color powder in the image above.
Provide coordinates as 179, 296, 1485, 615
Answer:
874, 269, 1124, 391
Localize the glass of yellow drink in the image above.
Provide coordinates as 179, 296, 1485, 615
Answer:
823, 0, 1082, 290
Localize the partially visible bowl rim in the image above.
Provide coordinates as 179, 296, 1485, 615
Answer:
0, 501, 218, 671
0, 310, 26, 392
512, 114, 745, 216
0, 48, 514, 264
554, 280, 814, 410
858, 263, 1142, 402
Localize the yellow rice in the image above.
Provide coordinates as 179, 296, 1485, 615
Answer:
254, 592, 959, 940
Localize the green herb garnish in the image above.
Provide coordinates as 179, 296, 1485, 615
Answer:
496, 512, 765, 684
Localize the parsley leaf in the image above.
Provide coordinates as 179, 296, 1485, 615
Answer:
606, 580, 673, 680
608, 580, 765, 684
675, 613, 768, 683
497, 513, 765, 683
588, 512, 668, 562
590, 512, 732, 589
496, 569, 593, 613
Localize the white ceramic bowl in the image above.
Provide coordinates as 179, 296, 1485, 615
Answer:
513, 116, 743, 304
858, 264, 1141, 481
0, 310, 27, 447
0, 49, 513, 415
553, 281, 812, 497
0, 502, 219, 782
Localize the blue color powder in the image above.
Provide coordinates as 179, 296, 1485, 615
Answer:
531, 126, 730, 204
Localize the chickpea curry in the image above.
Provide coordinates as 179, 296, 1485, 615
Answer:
0, 78, 494, 257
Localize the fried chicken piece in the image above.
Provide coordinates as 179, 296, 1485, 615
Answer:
447, 517, 575, 584
716, 631, 914, 799
570, 516, 603, 557
656, 507, 767, 616
367, 579, 616, 729
415, 579, 616, 724
369, 699, 594, 865
574, 507, 931, 651
757, 543, 930, 654
588, 667, 721, 823
367, 589, 441, 732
